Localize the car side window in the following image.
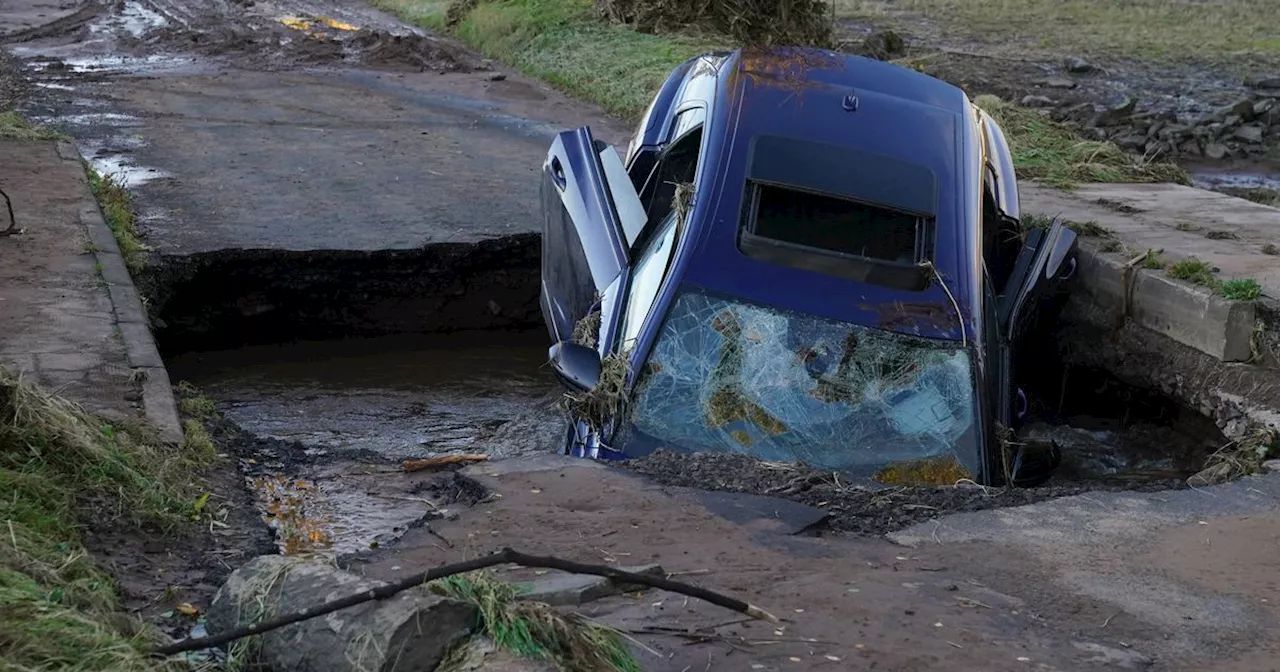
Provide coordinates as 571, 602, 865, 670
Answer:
617, 212, 680, 353
636, 111, 704, 246
982, 167, 1021, 294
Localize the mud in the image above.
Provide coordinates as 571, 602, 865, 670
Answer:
623, 449, 1188, 537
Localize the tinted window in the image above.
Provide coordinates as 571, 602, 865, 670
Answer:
640, 126, 703, 234
749, 184, 924, 264
618, 212, 679, 352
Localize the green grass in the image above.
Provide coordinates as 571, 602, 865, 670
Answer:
1166, 257, 1217, 287
834, 0, 1280, 62
1220, 187, 1280, 208
1220, 278, 1263, 301
0, 111, 63, 141
85, 170, 147, 273
0, 366, 209, 671
373, 0, 714, 120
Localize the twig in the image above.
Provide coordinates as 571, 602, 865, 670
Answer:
153, 547, 780, 656
402, 453, 488, 473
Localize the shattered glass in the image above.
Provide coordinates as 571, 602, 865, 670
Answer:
627, 286, 980, 475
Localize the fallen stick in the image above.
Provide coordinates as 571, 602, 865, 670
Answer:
153, 547, 780, 656
402, 453, 489, 473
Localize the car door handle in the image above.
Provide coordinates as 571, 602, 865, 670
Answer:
1055, 257, 1077, 282
550, 156, 567, 190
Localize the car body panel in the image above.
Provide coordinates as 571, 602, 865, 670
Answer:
541, 47, 1079, 485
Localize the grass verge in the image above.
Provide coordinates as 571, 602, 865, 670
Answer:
372, 0, 714, 119
431, 572, 640, 672
397, 1, 1189, 188
0, 111, 63, 141
85, 169, 147, 273
1166, 257, 1264, 301
0, 366, 210, 671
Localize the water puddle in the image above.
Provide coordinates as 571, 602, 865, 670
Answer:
169, 331, 558, 557
89, 1, 170, 38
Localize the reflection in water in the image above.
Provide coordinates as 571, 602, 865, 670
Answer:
167, 331, 558, 557
168, 331, 557, 458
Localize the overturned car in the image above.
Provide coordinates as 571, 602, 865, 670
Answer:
538, 47, 1078, 486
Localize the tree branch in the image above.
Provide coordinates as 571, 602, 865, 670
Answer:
154, 547, 779, 656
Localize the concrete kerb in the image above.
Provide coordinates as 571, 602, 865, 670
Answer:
1073, 239, 1257, 362
58, 139, 183, 444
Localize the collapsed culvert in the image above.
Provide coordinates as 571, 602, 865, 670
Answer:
141, 233, 543, 355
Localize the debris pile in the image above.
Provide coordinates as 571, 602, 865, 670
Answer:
593, 0, 834, 47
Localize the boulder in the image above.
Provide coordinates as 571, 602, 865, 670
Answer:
442, 637, 556, 672
1244, 75, 1280, 90
1063, 56, 1096, 74
1036, 76, 1077, 89
206, 555, 479, 672
1233, 124, 1266, 144
1204, 143, 1229, 160
1091, 96, 1137, 127
1020, 94, 1055, 108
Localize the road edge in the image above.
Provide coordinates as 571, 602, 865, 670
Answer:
57, 139, 183, 444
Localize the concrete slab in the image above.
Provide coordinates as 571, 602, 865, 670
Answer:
0, 139, 179, 439
514, 563, 664, 606
1022, 182, 1280, 299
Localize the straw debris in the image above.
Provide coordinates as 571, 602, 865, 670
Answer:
431, 572, 640, 672
594, 0, 834, 48
560, 352, 631, 431
1189, 429, 1279, 485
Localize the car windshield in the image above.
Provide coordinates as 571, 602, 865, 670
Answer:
621, 285, 982, 479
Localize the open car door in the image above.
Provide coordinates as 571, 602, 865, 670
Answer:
540, 126, 648, 347
995, 216, 1079, 485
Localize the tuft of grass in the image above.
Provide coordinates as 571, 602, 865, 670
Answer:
0, 365, 208, 671
1166, 257, 1216, 288
973, 95, 1188, 188
1263, 243, 1280, 256
1175, 222, 1203, 232
174, 382, 219, 421
85, 170, 146, 273
374, 0, 715, 120
430, 572, 640, 672
1220, 278, 1263, 302
0, 111, 64, 141
1141, 249, 1164, 270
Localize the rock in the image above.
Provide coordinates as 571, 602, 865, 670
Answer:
444, 637, 556, 671
1036, 76, 1077, 89
1233, 124, 1266, 144
1020, 94, 1055, 108
1178, 138, 1203, 156
1263, 459, 1280, 473
1256, 98, 1279, 125
1204, 143, 1229, 160
488, 73, 507, 82
1063, 56, 1097, 74
1113, 133, 1149, 150
1072, 642, 1153, 668
206, 555, 478, 672
1223, 98, 1256, 121
515, 564, 664, 606
1245, 75, 1280, 90
1091, 97, 1137, 127
1224, 114, 1243, 128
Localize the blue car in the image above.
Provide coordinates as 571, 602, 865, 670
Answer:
539, 47, 1078, 487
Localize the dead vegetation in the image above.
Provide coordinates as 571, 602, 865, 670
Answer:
432, 572, 640, 672
1189, 429, 1279, 485
594, 0, 835, 47
560, 352, 631, 431
0, 366, 207, 671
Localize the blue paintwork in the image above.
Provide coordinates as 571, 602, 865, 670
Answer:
540, 46, 1078, 485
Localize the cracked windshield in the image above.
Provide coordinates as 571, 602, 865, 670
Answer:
627, 286, 979, 476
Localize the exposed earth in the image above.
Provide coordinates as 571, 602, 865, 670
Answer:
2, 0, 1279, 670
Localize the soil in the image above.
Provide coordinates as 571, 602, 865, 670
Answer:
350, 458, 1280, 671
622, 449, 1187, 536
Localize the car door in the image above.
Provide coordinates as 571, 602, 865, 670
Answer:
540, 126, 648, 347
995, 218, 1077, 484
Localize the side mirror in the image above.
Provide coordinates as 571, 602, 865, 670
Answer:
548, 341, 602, 392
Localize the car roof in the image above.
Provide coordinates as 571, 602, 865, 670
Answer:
675, 47, 980, 342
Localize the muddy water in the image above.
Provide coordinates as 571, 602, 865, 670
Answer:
168, 330, 562, 557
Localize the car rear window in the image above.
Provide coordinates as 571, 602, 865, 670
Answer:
751, 183, 923, 264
